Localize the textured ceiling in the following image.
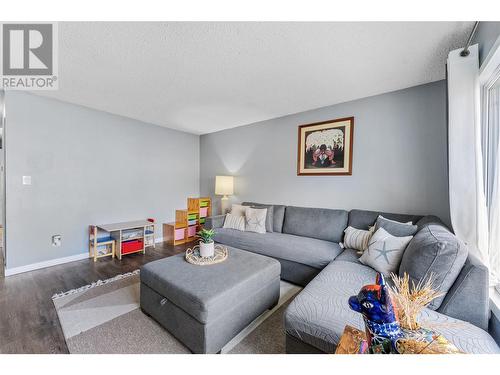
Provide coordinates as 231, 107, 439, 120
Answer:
36, 22, 473, 134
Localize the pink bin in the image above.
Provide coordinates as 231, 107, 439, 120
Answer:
187, 226, 197, 237
199, 207, 209, 218
174, 228, 185, 241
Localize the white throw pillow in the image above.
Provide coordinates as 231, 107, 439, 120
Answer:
222, 213, 245, 231
359, 228, 413, 275
244, 207, 267, 234
230, 204, 247, 217
343, 226, 375, 253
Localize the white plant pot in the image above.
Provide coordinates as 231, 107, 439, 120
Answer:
199, 241, 215, 258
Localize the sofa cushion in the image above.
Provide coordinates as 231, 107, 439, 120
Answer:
375, 215, 418, 237
284, 260, 500, 354
348, 209, 422, 230
334, 249, 362, 263
436, 254, 489, 330
242, 202, 285, 232
213, 228, 342, 269
399, 223, 468, 310
272, 205, 286, 233
282, 206, 348, 242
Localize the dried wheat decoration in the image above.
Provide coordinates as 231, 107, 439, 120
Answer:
389, 272, 444, 330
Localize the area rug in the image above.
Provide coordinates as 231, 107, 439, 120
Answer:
52, 270, 301, 354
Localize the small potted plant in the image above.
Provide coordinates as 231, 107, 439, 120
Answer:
197, 228, 215, 258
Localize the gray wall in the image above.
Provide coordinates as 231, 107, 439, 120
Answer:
200, 80, 450, 224
473, 22, 500, 67
5, 92, 199, 269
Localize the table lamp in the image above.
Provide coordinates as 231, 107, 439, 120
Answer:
215, 175, 234, 215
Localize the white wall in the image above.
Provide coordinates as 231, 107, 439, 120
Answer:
5, 92, 199, 269
200, 81, 450, 224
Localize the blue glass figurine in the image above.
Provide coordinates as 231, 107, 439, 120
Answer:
348, 273, 403, 353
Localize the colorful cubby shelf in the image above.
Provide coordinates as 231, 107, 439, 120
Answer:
163, 197, 212, 246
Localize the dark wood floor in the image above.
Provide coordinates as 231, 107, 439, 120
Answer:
0, 242, 189, 353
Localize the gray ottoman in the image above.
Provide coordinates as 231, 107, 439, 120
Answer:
140, 247, 281, 353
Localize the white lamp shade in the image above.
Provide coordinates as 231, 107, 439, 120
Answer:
215, 175, 234, 196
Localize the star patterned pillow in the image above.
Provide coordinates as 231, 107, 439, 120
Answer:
244, 207, 267, 234
359, 228, 413, 275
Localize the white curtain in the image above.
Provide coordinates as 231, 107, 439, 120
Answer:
447, 44, 490, 264
487, 85, 500, 285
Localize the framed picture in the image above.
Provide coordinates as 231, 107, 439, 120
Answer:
297, 117, 354, 176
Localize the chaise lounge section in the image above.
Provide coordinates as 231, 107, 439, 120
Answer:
284, 253, 499, 354
206, 203, 500, 354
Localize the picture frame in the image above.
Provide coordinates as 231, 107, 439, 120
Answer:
297, 117, 354, 176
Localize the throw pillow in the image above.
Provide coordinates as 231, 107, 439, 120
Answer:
242, 202, 274, 232
399, 223, 468, 310
378, 215, 413, 225
359, 228, 413, 275
230, 204, 247, 217
222, 213, 245, 231
343, 226, 375, 253
375, 215, 418, 237
244, 207, 267, 234
243, 202, 285, 232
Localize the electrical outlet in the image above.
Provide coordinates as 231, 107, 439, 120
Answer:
22, 176, 32, 185
52, 235, 61, 247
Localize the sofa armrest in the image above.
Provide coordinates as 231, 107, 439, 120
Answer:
437, 253, 489, 330
205, 215, 225, 229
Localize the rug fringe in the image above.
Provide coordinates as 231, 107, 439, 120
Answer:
51, 269, 140, 300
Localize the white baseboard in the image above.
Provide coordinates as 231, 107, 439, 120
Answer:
5, 238, 166, 277
5, 252, 89, 276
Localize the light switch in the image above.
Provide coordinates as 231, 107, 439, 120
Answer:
22, 176, 31, 185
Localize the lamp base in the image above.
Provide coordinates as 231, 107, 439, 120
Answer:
220, 196, 230, 215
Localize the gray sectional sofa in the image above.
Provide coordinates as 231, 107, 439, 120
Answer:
206, 202, 500, 354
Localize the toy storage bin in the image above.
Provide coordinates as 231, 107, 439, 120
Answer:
187, 226, 197, 237
122, 239, 143, 254
199, 207, 209, 218
122, 229, 143, 240
174, 228, 185, 241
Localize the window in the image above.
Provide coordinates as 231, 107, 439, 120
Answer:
479, 37, 500, 291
